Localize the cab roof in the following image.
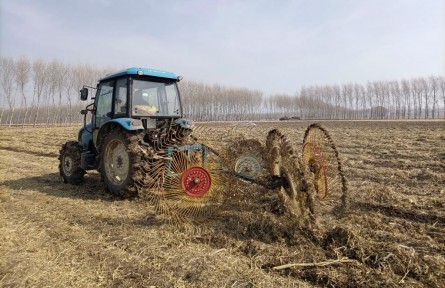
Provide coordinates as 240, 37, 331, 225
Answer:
99, 67, 179, 81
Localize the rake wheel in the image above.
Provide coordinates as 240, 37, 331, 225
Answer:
266, 129, 308, 218
134, 141, 229, 224
224, 138, 265, 180
302, 123, 348, 216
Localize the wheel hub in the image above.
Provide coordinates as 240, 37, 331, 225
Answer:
116, 155, 124, 169
104, 139, 129, 184
63, 155, 74, 176
181, 167, 212, 197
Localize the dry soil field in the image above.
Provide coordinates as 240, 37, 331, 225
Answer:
0, 120, 444, 287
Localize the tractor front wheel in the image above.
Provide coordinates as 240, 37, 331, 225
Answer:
59, 141, 86, 185
99, 128, 141, 198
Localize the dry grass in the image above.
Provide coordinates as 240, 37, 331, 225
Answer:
1, 120, 444, 287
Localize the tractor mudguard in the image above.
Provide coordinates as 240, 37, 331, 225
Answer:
78, 123, 93, 150
103, 118, 145, 132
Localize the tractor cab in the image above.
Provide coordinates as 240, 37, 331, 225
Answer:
80, 67, 184, 145
81, 68, 182, 130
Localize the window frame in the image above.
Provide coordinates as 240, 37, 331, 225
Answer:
129, 75, 183, 118
93, 80, 115, 129
113, 77, 130, 118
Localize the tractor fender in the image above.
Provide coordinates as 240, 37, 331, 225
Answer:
103, 118, 145, 132
78, 123, 93, 150
96, 118, 144, 149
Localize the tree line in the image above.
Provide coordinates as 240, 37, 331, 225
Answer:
1, 56, 444, 125
0, 56, 114, 126
284, 78, 445, 120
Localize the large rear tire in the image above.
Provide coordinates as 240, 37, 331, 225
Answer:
59, 141, 86, 185
99, 128, 142, 198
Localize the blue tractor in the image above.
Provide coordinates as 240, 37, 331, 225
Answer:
59, 67, 199, 198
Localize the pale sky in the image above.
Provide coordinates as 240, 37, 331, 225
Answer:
1, 0, 444, 95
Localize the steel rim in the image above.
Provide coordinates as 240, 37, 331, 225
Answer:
181, 166, 212, 197
235, 156, 262, 179
104, 138, 129, 185
63, 154, 74, 176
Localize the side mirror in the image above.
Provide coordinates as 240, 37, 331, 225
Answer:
80, 109, 87, 115
80, 87, 89, 101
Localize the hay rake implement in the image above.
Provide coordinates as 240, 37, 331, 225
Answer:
131, 123, 348, 223
60, 67, 347, 225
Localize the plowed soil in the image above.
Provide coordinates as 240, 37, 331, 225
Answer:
1, 120, 444, 287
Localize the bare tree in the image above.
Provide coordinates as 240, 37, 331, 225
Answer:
401, 79, 411, 119
439, 76, 445, 119
63, 67, 75, 125
411, 79, 422, 119
0, 57, 17, 126
342, 83, 353, 119
47, 59, 68, 125
14, 56, 31, 126
389, 81, 401, 119
32, 58, 49, 126
375, 81, 388, 119
429, 76, 439, 119
420, 77, 431, 119
331, 85, 341, 119
366, 82, 375, 119
352, 83, 362, 119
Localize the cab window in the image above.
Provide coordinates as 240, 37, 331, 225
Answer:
114, 79, 127, 116
95, 81, 113, 127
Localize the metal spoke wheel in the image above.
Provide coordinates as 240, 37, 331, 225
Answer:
223, 138, 266, 180
266, 129, 307, 218
134, 143, 229, 223
302, 123, 348, 217
234, 155, 262, 180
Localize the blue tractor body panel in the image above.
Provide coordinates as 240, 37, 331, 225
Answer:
78, 123, 93, 149
78, 124, 95, 170
78, 119, 143, 149
105, 118, 145, 131
100, 67, 178, 81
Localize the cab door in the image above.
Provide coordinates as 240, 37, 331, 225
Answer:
94, 81, 114, 128
92, 81, 114, 145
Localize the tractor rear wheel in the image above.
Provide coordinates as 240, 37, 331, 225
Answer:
59, 141, 85, 185
99, 128, 142, 198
